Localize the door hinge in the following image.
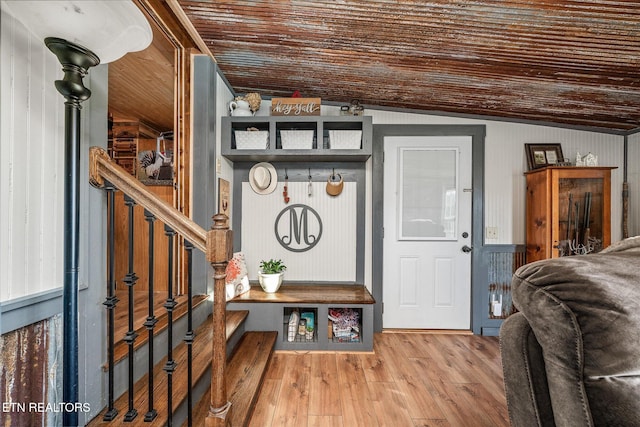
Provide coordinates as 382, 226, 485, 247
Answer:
382, 302, 384, 313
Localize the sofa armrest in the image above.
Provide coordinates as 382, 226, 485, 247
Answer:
500, 312, 555, 427
511, 236, 640, 427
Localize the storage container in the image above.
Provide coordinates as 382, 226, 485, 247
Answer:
234, 130, 269, 149
328, 130, 362, 149
280, 130, 314, 149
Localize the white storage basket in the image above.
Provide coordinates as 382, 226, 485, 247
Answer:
280, 130, 314, 149
328, 130, 362, 149
234, 130, 269, 149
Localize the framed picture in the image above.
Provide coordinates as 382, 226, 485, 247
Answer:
218, 178, 230, 217
525, 143, 564, 170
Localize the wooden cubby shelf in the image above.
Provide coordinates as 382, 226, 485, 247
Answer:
228, 284, 375, 351
221, 115, 372, 162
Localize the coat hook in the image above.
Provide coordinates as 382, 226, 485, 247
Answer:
283, 168, 290, 204
332, 168, 335, 180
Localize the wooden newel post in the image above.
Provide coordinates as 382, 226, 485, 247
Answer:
206, 213, 233, 427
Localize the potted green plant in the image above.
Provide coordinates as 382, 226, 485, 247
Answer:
258, 259, 286, 293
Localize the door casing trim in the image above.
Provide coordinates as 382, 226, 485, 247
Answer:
372, 124, 486, 333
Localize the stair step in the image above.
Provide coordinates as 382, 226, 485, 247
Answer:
112, 293, 209, 365
88, 310, 249, 426
188, 331, 278, 427
226, 310, 249, 339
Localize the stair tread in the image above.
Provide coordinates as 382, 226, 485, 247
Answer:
226, 310, 249, 339
112, 294, 209, 366
88, 310, 249, 426
189, 331, 278, 427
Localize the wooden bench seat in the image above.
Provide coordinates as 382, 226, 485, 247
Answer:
231, 283, 375, 304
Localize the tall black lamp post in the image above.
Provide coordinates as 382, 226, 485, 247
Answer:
45, 37, 100, 427
2, 2, 152, 426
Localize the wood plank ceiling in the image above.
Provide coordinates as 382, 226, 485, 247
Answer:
176, 0, 640, 133
109, 18, 175, 132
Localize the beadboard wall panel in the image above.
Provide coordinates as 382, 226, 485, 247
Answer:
0, 11, 65, 302
241, 181, 357, 282
365, 108, 624, 245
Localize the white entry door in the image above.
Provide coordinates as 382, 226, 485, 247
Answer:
383, 136, 473, 329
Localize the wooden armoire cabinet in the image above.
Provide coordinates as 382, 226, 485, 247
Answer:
525, 166, 615, 263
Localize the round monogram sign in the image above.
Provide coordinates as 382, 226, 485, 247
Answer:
274, 204, 323, 252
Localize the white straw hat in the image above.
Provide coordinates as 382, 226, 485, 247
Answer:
249, 162, 278, 195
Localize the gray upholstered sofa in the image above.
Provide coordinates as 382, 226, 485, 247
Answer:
500, 236, 640, 426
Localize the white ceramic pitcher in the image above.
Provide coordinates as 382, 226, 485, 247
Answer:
229, 99, 253, 116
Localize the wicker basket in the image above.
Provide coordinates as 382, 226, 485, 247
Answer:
280, 130, 314, 149
234, 130, 269, 149
329, 130, 362, 149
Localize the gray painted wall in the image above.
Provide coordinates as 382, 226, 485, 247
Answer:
192, 55, 218, 296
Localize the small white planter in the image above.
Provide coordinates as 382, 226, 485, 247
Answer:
258, 272, 284, 293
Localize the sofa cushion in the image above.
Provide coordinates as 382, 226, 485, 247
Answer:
512, 236, 640, 426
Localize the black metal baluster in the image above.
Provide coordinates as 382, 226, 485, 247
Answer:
102, 184, 118, 421
163, 225, 177, 426
184, 240, 195, 427
144, 209, 158, 422
123, 195, 138, 422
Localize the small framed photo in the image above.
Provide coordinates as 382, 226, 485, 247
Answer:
525, 143, 564, 170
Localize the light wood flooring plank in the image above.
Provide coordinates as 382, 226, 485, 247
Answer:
375, 333, 446, 420
247, 379, 280, 427
250, 332, 509, 427
454, 382, 511, 427
308, 416, 344, 427
264, 351, 288, 380
337, 353, 379, 427
439, 381, 497, 427
369, 381, 415, 427
270, 353, 312, 427
412, 418, 452, 427
359, 350, 395, 383
309, 353, 341, 416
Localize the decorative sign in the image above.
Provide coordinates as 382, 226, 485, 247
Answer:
274, 204, 323, 252
271, 97, 321, 116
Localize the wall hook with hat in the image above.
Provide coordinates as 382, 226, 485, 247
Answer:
326, 168, 344, 196
249, 162, 278, 195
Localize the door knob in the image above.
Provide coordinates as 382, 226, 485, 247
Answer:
461, 245, 473, 253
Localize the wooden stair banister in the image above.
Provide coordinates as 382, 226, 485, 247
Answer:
89, 146, 207, 252
89, 146, 235, 424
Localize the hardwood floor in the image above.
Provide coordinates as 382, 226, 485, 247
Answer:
248, 331, 510, 427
